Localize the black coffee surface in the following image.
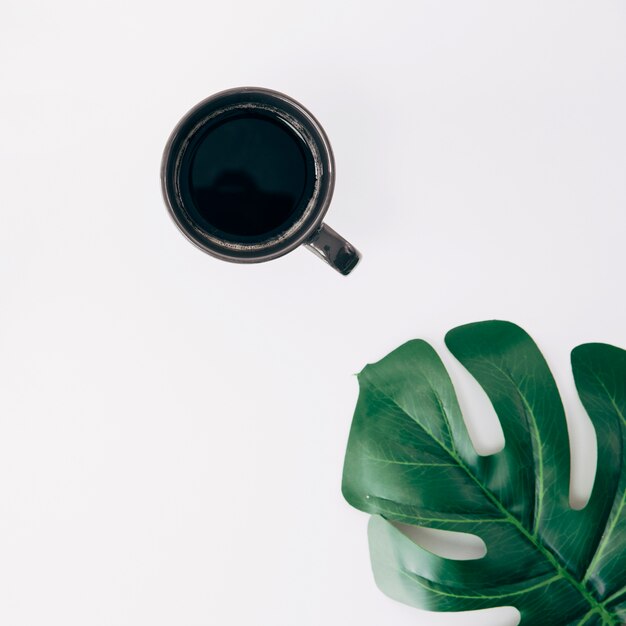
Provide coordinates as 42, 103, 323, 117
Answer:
187, 112, 314, 241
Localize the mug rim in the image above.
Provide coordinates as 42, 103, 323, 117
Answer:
161, 86, 336, 263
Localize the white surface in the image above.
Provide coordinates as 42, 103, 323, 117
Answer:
1, 2, 626, 625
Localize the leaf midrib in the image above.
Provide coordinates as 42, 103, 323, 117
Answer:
489, 363, 546, 537
365, 375, 618, 624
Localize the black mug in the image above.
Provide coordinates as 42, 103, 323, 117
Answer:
161, 87, 361, 275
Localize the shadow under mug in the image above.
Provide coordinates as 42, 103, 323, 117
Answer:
161, 87, 361, 275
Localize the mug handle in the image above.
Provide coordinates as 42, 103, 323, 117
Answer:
305, 223, 361, 276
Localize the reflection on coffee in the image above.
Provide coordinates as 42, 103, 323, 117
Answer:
187, 113, 316, 242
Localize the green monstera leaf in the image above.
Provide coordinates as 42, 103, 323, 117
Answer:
342, 321, 626, 625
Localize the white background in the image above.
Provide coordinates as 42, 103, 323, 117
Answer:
1, 2, 625, 625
